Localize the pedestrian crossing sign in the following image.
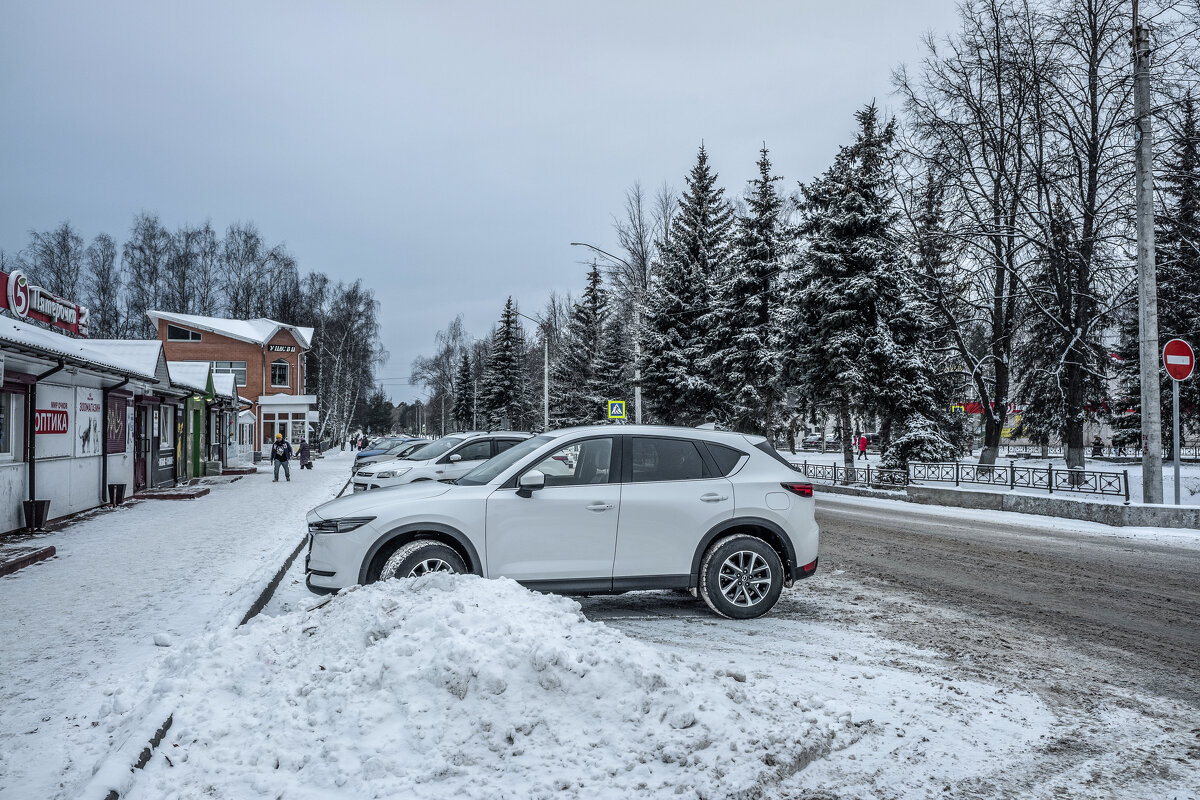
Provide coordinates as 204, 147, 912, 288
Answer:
607, 400, 626, 420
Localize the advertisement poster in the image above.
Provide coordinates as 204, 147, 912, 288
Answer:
34, 383, 73, 459
126, 406, 134, 452
152, 408, 159, 439
75, 387, 103, 457
106, 396, 127, 454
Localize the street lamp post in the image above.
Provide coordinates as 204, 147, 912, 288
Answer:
513, 310, 549, 432
570, 241, 642, 424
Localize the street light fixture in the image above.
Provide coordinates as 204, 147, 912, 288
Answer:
570, 241, 643, 424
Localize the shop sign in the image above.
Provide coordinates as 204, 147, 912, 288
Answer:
76, 387, 103, 457
268, 345, 296, 352
35, 384, 73, 458
0, 269, 90, 337
157, 455, 174, 468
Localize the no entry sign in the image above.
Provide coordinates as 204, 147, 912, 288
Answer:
1163, 339, 1195, 381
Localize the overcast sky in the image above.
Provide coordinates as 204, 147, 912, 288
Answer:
0, 0, 961, 403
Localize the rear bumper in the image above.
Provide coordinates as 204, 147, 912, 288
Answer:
791, 556, 818, 582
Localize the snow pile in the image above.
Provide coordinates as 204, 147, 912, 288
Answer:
128, 576, 855, 799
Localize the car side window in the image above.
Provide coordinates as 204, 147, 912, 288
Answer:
529, 438, 614, 487
493, 439, 521, 455
705, 443, 745, 476
454, 440, 493, 462
631, 438, 709, 482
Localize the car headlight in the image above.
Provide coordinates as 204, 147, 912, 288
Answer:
308, 516, 376, 534
375, 467, 410, 479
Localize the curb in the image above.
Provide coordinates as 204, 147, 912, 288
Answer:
0, 545, 56, 578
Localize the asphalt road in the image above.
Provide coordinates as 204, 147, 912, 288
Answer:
814, 494, 1200, 706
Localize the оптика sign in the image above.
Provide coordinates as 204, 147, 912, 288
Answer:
0, 269, 90, 337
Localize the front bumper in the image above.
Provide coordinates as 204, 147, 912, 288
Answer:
305, 527, 376, 593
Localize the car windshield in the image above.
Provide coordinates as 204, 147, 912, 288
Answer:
457, 435, 552, 486
403, 436, 464, 461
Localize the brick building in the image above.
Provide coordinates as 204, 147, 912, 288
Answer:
147, 311, 316, 455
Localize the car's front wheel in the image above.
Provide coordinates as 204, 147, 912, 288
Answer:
698, 534, 784, 619
379, 540, 467, 582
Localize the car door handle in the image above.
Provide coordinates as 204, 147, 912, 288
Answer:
700, 493, 729, 503
586, 502, 614, 512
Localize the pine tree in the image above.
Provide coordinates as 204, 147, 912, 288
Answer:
550, 266, 611, 426
452, 352, 474, 431
1112, 94, 1200, 449
782, 104, 945, 472
708, 145, 787, 435
479, 298, 531, 430
641, 144, 735, 425
1015, 200, 1106, 464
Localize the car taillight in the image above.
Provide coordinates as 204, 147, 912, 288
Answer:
781, 482, 814, 498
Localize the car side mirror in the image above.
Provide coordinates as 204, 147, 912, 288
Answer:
517, 469, 545, 498
449, 453, 462, 463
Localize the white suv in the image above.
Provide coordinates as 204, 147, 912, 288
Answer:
351, 431, 531, 492
307, 425, 819, 619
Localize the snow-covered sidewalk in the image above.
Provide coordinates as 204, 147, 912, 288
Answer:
0, 451, 352, 800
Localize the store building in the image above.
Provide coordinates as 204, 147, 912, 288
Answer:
0, 290, 182, 532
148, 311, 316, 457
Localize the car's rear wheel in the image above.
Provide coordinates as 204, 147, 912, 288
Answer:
698, 534, 784, 619
379, 540, 467, 582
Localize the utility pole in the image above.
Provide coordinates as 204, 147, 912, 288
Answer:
1134, 15, 1164, 504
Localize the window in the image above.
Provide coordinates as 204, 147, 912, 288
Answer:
631, 437, 708, 482
159, 406, 173, 449
271, 359, 290, 388
167, 324, 202, 341
405, 436, 464, 461
0, 392, 20, 460
452, 439, 493, 462
458, 434, 553, 486
494, 439, 521, 454
530, 438, 614, 486
211, 361, 247, 387
705, 443, 746, 476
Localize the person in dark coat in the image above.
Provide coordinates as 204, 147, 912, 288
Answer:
271, 433, 293, 482
298, 439, 312, 470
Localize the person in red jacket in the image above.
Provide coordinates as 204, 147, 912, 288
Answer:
858, 434, 868, 460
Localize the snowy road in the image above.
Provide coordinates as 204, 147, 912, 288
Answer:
579, 494, 1200, 797
813, 493, 1200, 704
0, 452, 351, 800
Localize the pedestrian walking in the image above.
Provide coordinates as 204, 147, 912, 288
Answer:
858, 434, 868, 460
271, 433, 293, 482
299, 438, 313, 470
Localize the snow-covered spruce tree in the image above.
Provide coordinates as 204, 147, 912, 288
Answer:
451, 352, 474, 431
782, 104, 945, 475
1014, 199, 1107, 468
1111, 94, 1200, 451
641, 144, 735, 426
550, 266, 611, 427
707, 145, 787, 435
878, 173, 958, 469
479, 298, 531, 430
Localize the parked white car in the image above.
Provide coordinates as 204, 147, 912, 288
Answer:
307, 425, 819, 619
352, 431, 531, 492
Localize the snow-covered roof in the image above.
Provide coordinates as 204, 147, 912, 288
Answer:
0, 317, 161, 380
84, 340, 172, 384
212, 373, 238, 402
167, 361, 213, 394
147, 310, 313, 349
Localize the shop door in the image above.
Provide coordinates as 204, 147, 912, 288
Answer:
133, 407, 148, 491
192, 409, 203, 478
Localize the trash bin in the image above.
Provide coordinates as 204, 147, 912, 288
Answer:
107, 483, 127, 506
22, 499, 51, 531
